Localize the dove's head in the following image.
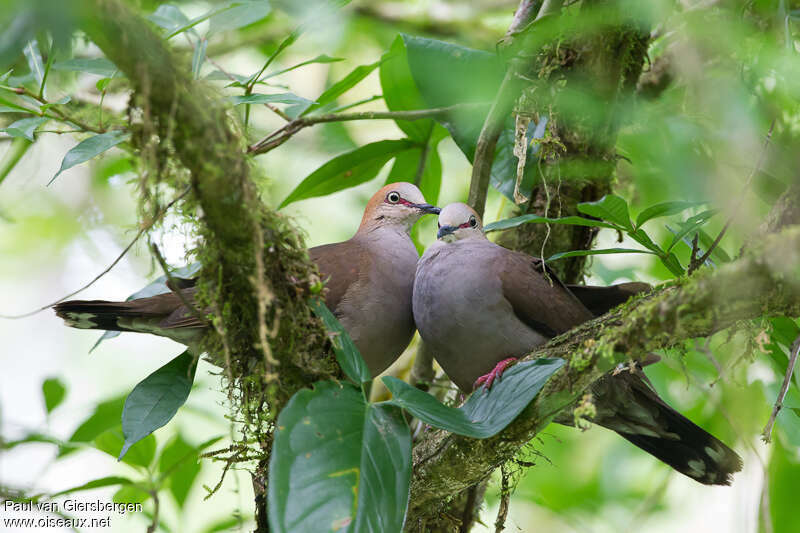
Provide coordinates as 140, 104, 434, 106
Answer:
436, 202, 485, 242
360, 182, 440, 232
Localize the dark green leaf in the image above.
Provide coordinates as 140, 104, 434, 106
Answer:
547, 248, 657, 261
308, 298, 371, 384
577, 194, 632, 230
695, 227, 731, 264
280, 139, 415, 207
0, 95, 36, 114
484, 214, 618, 233
209, 1, 272, 34
23, 40, 44, 87
383, 358, 564, 438
50, 476, 133, 498
269, 381, 411, 533
49, 130, 130, 185
119, 350, 197, 459
2, 116, 47, 141
42, 377, 66, 414
230, 93, 314, 106
379, 36, 434, 142
261, 54, 344, 81
52, 58, 118, 78
629, 228, 663, 254
96, 427, 156, 468
635, 201, 705, 228
201, 517, 245, 533
303, 61, 381, 115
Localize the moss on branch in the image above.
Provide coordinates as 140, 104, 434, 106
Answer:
407, 225, 800, 523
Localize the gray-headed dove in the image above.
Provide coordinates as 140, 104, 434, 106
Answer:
413, 202, 742, 485
55, 182, 439, 377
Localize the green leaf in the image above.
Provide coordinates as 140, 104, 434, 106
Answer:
192, 38, 207, 80
39, 96, 71, 113
635, 201, 705, 228
383, 358, 564, 438
50, 476, 133, 498
484, 214, 618, 233
158, 434, 203, 508
379, 36, 434, 142
201, 517, 245, 533
261, 54, 344, 81
303, 61, 381, 115
269, 381, 411, 533
308, 298, 371, 385
547, 248, 658, 261
51, 58, 118, 78
113, 485, 151, 504
230, 93, 314, 106
0, 95, 37, 114
660, 251, 685, 277
23, 40, 44, 88
96, 427, 157, 469
42, 377, 66, 414
49, 130, 130, 185
665, 209, 720, 252
629, 228, 663, 254
280, 139, 415, 207
149, 4, 191, 34
695, 227, 731, 264
2, 116, 47, 141
209, 1, 272, 34
119, 350, 197, 460
577, 194, 633, 230
61, 395, 127, 456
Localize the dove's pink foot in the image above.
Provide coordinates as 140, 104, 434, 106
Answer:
473, 357, 518, 390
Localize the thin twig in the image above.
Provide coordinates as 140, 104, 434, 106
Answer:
762, 335, 800, 443
0, 187, 189, 319
690, 119, 775, 274
247, 103, 489, 155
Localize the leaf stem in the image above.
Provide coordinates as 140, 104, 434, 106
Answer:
762, 335, 800, 443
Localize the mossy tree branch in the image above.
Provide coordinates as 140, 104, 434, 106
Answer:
406, 225, 800, 524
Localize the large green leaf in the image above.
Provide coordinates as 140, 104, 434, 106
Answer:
269, 381, 411, 533
23, 40, 44, 87
308, 298, 371, 385
379, 36, 434, 142
577, 194, 633, 230
665, 209, 720, 252
119, 350, 197, 459
383, 358, 564, 438
42, 377, 66, 414
280, 139, 415, 207
49, 130, 130, 185
157, 434, 221, 508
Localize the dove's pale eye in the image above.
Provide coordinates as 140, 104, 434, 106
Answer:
386, 192, 401, 203
469, 216, 477, 227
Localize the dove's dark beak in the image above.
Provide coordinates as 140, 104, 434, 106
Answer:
437, 225, 457, 239
411, 203, 441, 215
